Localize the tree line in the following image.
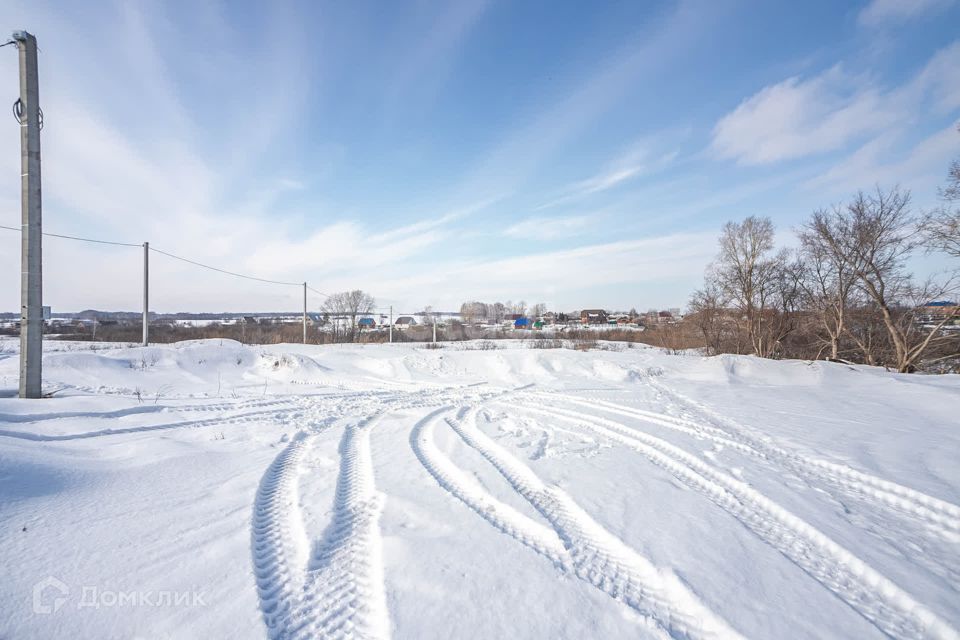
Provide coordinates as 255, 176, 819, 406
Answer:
689, 173, 959, 373
459, 301, 548, 323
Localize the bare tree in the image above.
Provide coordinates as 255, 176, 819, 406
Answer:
811, 187, 957, 372
322, 290, 376, 342
530, 302, 547, 318
708, 216, 793, 357
799, 208, 861, 360
844, 303, 890, 366
922, 139, 960, 259
688, 284, 735, 355
421, 305, 435, 326
460, 301, 487, 324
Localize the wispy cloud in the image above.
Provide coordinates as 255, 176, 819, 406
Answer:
710, 40, 960, 166
447, 1, 712, 207
710, 67, 894, 165
321, 231, 718, 310
806, 122, 960, 195
381, 0, 492, 117
858, 0, 954, 27
536, 143, 677, 210
504, 215, 592, 240
0, 0, 324, 311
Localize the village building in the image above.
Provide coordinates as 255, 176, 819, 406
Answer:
395, 316, 418, 329
580, 309, 608, 325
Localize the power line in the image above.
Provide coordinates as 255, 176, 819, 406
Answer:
306, 284, 330, 299
2, 222, 329, 294
0, 223, 139, 247
148, 246, 303, 287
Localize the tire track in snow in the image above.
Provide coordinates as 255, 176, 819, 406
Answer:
165, 397, 301, 414
252, 414, 390, 640
291, 416, 391, 640
250, 385, 526, 638
510, 400, 960, 640
410, 406, 568, 564
442, 406, 744, 640
650, 381, 960, 532
524, 390, 960, 539
0, 406, 299, 441
252, 432, 314, 636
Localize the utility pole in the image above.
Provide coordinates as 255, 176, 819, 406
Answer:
14, 31, 42, 399
432, 313, 437, 344
142, 242, 149, 346
302, 282, 307, 344
389, 305, 393, 343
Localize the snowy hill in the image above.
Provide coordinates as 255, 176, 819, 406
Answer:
0, 339, 957, 639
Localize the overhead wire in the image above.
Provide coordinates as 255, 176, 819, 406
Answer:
1, 223, 326, 294
305, 284, 330, 299
0, 223, 139, 247
148, 246, 302, 287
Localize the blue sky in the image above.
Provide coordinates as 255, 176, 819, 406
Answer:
1, 0, 958, 313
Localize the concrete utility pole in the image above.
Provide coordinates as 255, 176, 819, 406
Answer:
142, 242, 149, 346
15, 31, 42, 399
389, 305, 393, 343
432, 313, 437, 344
302, 282, 307, 344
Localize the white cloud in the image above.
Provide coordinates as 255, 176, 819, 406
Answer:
504, 216, 591, 240
243, 211, 461, 277
536, 143, 677, 211
858, 0, 954, 27
805, 122, 960, 198
711, 41, 960, 166
904, 41, 960, 112
711, 67, 894, 165
320, 231, 719, 311
571, 143, 664, 197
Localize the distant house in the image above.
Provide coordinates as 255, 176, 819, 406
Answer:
580, 309, 608, 325
924, 301, 958, 317
357, 317, 376, 329
395, 316, 418, 328
658, 311, 674, 323
514, 317, 530, 329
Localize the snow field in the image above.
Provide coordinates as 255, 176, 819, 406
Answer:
0, 338, 957, 639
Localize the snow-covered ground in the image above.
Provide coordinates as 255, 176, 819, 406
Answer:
0, 338, 957, 639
